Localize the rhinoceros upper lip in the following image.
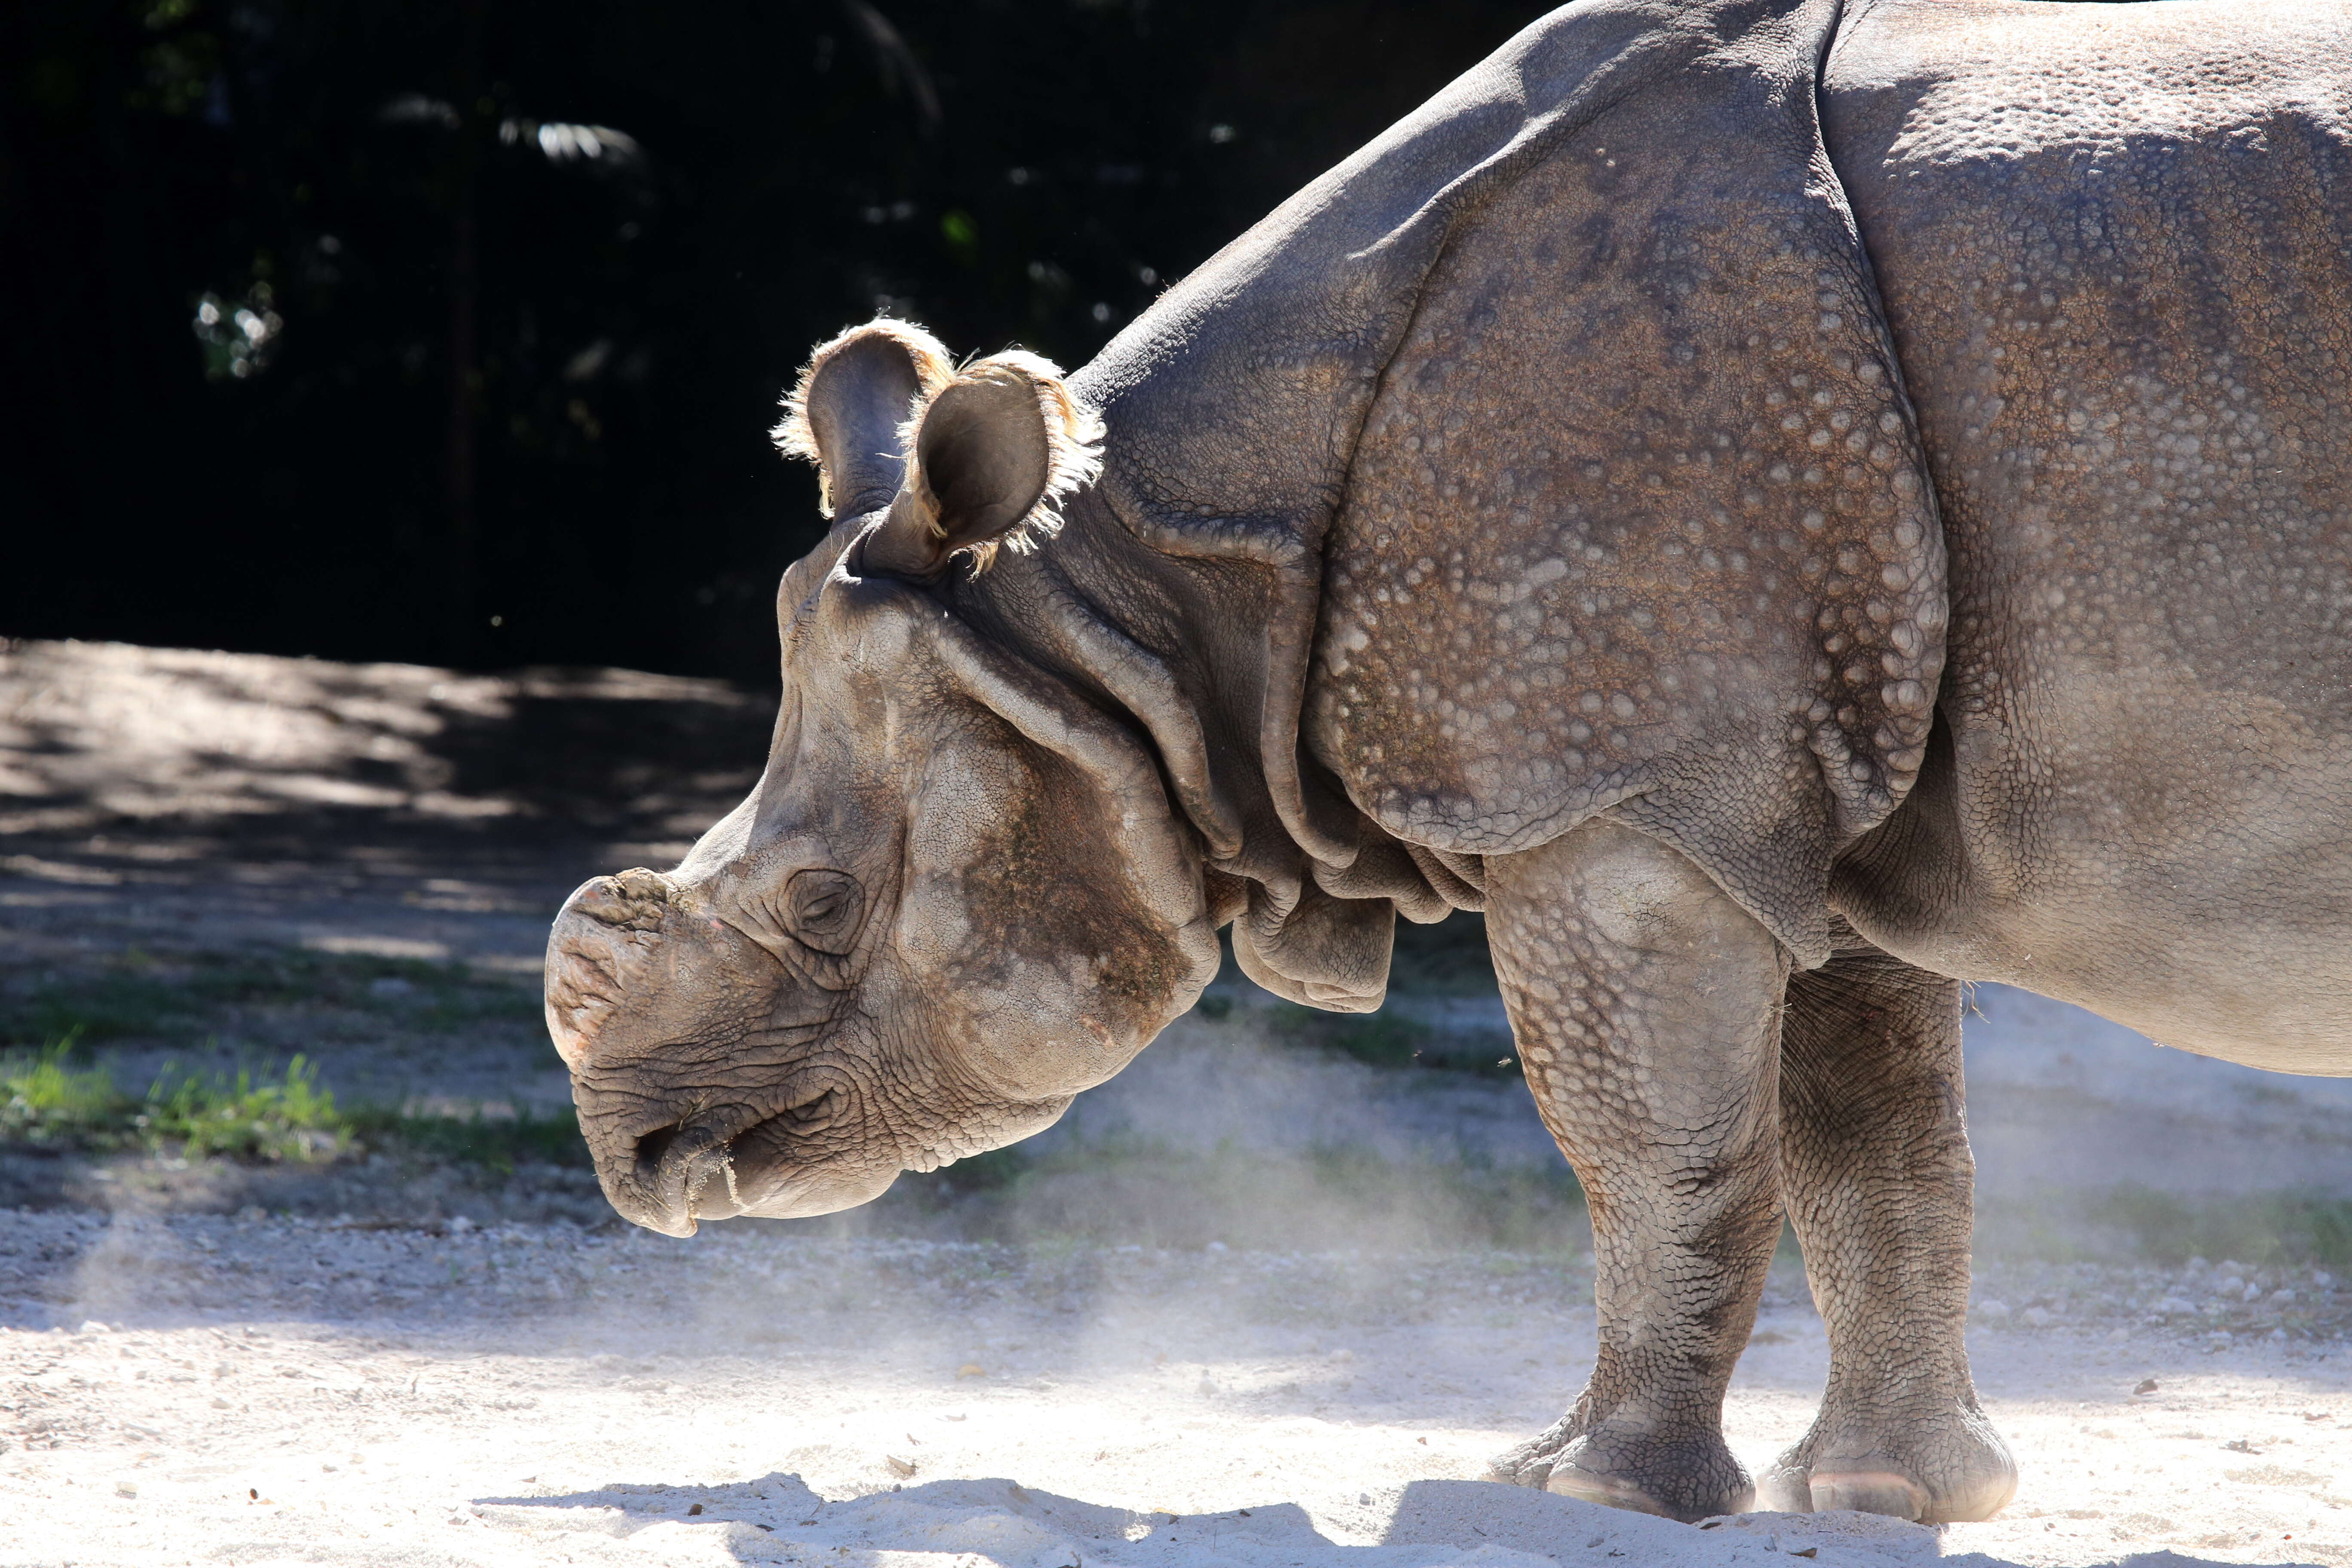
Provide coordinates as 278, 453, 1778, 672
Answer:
631, 1119, 741, 1238
631, 1081, 842, 1236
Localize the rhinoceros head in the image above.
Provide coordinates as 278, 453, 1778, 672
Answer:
544, 321, 1222, 1235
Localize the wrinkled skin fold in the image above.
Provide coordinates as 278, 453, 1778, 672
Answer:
548, 0, 2352, 1530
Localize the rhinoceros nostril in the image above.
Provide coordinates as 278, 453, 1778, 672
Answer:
632, 1122, 683, 1176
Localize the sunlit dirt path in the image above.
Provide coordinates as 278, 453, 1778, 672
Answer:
4, 1211, 2348, 1568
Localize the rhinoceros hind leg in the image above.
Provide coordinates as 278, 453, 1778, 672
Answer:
1768, 924, 2018, 1523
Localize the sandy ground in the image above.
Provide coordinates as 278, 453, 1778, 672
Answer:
3, 1210, 2350, 1568
10, 640, 2352, 1567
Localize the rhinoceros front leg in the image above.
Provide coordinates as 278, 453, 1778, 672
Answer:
1481, 819, 1788, 1522
1761, 925, 2018, 1522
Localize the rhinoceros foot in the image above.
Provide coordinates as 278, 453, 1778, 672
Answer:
1757, 1412, 2017, 1523
1486, 1416, 1754, 1524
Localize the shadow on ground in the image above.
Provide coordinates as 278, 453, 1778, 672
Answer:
479, 1473, 2278, 1568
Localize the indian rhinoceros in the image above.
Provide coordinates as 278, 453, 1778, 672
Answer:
543, 0, 2352, 1527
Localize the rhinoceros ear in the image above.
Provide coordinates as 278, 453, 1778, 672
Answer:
861, 351, 1103, 579
773, 319, 954, 521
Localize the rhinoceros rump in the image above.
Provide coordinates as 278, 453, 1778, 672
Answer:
547, 0, 2352, 1529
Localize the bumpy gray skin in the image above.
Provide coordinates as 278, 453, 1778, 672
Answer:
545, 0, 2350, 1530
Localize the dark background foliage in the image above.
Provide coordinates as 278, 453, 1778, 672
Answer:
4, 0, 1549, 682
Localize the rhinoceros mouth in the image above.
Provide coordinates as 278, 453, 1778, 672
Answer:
614, 1112, 747, 1238
610, 1081, 858, 1236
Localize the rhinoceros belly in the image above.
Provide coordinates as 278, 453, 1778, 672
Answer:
1823, 0, 2352, 1072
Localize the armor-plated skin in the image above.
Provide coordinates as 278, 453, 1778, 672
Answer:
1824, 0, 2352, 1070
545, 0, 2350, 1529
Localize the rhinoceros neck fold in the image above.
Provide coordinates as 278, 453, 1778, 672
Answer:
948, 486, 1466, 1015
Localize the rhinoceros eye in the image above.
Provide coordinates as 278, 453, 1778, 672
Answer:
785, 868, 864, 954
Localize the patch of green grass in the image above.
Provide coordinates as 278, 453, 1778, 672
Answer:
1, 1039, 348, 1161
0, 946, 568, 1173
0, 1038, 588, 1170
145, 1055, 346, 1161
0, 1033, 123, 1136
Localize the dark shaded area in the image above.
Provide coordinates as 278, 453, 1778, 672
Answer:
0, 946, 539, 1050
0, 644, 774, 903
3, 0, 1550, 679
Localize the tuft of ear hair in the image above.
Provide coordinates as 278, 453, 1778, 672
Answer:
772, 318, 955, 518
900, 350, 1104, 572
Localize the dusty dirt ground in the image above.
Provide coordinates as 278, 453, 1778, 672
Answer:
7, 1213, 2352, 1568
6, 640, 2352, 1568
